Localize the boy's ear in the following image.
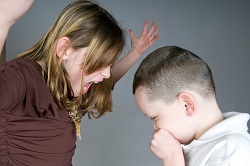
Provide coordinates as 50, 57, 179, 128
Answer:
178, 92, 196, 117
56, 37, 71, 60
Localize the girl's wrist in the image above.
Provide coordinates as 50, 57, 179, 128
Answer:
129, 47, 142, 58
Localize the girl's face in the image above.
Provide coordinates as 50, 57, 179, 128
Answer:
63, 47, 111, 96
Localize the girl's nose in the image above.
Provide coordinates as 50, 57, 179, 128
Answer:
101, 66, 111, 79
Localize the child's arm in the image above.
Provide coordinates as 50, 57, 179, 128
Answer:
0, 0, 34, 53
112, 20, 159, 84
151, 129, 185, 166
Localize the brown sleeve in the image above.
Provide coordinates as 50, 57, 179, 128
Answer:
0, 62, 26, 111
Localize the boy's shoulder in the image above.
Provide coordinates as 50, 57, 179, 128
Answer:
183, 112, 250, 165
220, 132, 250, 165
202, 130, 250, 153
183, 130, 250, 165
227, 131, 250, 152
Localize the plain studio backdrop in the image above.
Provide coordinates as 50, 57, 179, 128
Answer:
6, 0, 250, 165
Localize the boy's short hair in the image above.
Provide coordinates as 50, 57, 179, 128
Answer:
133, 46, 216, 104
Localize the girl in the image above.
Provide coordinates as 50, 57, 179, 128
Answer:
0, 0, 159, 165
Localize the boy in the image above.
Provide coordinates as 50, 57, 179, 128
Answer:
133, 46, 250, 166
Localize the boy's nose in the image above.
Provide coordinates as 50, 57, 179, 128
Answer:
153, 122, 158, 130
101, 66, 111, 79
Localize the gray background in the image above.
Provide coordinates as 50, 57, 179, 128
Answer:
6, 0, 250, 166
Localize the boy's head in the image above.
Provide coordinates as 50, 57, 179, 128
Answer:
133, 46, 216, 144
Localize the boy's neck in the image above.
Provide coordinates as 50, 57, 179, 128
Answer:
194, 100, 224, 140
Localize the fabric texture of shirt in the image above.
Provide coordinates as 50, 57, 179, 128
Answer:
182, 112, 250, 166
0, 58, 76, 166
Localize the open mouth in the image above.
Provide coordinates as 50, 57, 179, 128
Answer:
82, 81, 100, 94
83, 82, 93, 94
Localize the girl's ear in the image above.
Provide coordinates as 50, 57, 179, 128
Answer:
178, 92, 196, 117
56, 37, 71, 60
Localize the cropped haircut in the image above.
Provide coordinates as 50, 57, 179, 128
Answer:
133, 46, 216, 104
17, 0, 125, 118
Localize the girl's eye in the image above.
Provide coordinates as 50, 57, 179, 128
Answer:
151, 117, 156, 120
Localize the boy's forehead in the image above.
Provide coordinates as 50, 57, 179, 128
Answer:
134, 86, 147, 99
134, 87, 160, 110
134, 87, 147, 105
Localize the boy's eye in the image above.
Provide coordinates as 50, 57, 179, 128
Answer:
151, 117, 156, 120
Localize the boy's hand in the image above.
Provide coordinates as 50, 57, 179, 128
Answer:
150, 129, 185, 166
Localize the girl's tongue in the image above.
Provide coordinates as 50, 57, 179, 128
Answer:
83, 82, 93, 94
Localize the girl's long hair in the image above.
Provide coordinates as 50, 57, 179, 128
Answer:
17, 0, 125, 118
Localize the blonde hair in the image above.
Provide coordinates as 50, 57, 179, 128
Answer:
17, 0, 125, 118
